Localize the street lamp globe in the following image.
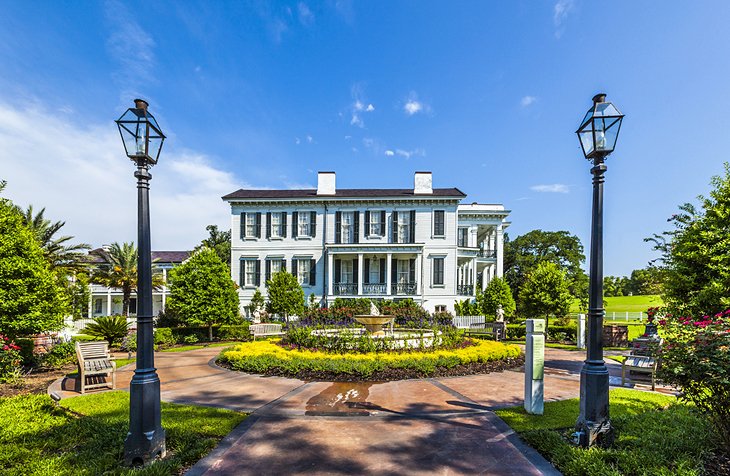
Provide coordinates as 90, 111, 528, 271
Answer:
576, 93, 624, 160
115, 99, 166, 165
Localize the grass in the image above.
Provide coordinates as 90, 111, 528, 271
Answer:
160, 342, 234, 353
570, 294, 664, 313
496, 388, 716, 475
0, 391, 246, 475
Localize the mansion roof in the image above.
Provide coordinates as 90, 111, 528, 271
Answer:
222, 187, 466, 201
88, 249, 191, 264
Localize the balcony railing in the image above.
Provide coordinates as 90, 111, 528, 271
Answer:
333, 283, 358, 295
457, 284, 474, 296
391, 282, 417, 295
362, 283, 387, 295
478, 249, 497, 258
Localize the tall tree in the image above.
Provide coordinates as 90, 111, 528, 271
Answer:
476, 277, 516, 320
504, 230, 588, 306
195, 225, 231, 265
166, 247, 240, 341
647, 163, 730, 317
266, 271, 304, 322
519, 261, 572, 335
91, 242, 164, 316
0, 198, 67, 337
19, 205, 91, 274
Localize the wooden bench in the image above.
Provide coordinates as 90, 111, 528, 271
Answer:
75, 341, 116, 394
465, 321, 506, 341
621, 355, 658, 391
249, 323, 285, 340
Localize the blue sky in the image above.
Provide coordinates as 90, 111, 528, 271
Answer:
1, 1, 729, 276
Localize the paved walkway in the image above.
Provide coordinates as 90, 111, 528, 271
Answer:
50, 346, 645, 475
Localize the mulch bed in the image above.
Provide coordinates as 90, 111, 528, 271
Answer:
706, 450, 730, 476
218, 356, 525, 382
0, 364, 75, 398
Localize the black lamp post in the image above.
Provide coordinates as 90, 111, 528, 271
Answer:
574, 93, 624, 448
115, 99, 166, 465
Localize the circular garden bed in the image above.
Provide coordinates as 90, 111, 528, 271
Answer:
217, 339, 523, 381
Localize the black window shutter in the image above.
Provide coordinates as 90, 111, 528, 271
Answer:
240, 212, 246, 238
435, 210, 444, 236
281, 258, 287, 273
282, 212, 287, 238
239, 260, 244, 286
364, 259, 370, 285
255, 212, 262, 238
353, 258, 359, 285
335, 211, 342, 244
409, 210, 416, 243
310, 211, 317, 237
334, 258, 341, 283
391, 211, 398, 243
291, 258, 298, 279
292, 211, 298, 238
391, 257, 397, 285
265, 259, 271, 284
309, 259, 316, 286
365, 211, 371, 237
266, 212, 272, 239
255, 259, 261, 286
379, 258, 386, 283
409, 258, 416, 283
353, 212, 360, 243
380, 210, 386, 236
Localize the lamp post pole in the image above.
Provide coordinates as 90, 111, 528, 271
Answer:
120, 100, 166, 466
575, 153, 613, 447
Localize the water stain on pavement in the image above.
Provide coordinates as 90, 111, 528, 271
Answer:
305, 382, 380, 416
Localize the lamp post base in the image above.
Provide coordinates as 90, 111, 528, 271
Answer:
123, 373, 166, 466
575, 362, 614, 448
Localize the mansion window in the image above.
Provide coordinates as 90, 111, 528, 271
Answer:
433, 210, 445, 237
368, 257, 381, 283
240, 212, 261, 239
94, 298, 102, 314
435, 305, 447, 313
457, 227, 469, 247
341, 260, 353, 284
397, 213, 410, 243
366, 210, 385, 236
335, 211, 359, 244
268, 212, 286, 238
397, 259, 410, 284
391, 210, 415, 244
265, 258, 286, 284
432, 256, 445, 286
293, 211, 317, 238
239, 259, 261, 287
292, 258, 316, 286
298, 212, 310, 237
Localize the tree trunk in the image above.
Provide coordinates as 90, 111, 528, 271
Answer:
122, 288, 131, 316
208, 324, 213, 342
285, 312, 289, 325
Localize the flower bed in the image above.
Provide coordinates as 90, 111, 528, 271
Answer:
218, 339, 522, 381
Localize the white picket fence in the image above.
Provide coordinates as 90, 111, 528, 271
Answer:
64, 316, 137, 334
568, 312, 645, 322
452, 315, 487, 328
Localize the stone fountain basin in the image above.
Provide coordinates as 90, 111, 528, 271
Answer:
353, 315, 394, 336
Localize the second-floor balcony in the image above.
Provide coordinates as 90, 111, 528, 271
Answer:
391, 282, 417, 295
333, 283, 358, 296
478, 249, 497, 258
362, 283, 388, 295
457, 284, 473, 296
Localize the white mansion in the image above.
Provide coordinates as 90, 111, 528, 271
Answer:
223, 172, 510, 314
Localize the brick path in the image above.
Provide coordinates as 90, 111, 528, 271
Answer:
50, 346, 640, 475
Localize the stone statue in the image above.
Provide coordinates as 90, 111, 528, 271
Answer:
370, 302, 380, 316
496, 304, 505, 322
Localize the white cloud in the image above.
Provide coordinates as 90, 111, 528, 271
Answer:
395, 148, 425, 159
384, 150, 395, 157
297, 2, 314, 26
105, 1, 156, 96
553, 0, 575, 38
349, 84, 375, 128
295, 137, 301, 144
403, 91, 430, 116
530, 184, 570, 193
0, 101, 254, 251
365, 104, 375, 112
306, 134, 314, 143
521, 96, 537, 107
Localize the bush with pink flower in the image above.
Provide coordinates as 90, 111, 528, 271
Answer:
658, 309, 730, 450
0, 334, 22, 383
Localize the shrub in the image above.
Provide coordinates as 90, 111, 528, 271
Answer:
183, 334, 199, 344
83, 315, 129, 345
658, 309, 730, 451
0, 334, 22, 383
217, 324, 251, 341
121, 332, 137, 352
506, 324, 526, 340
36, 342, 76, 369
431, 311, 454, 326
332, 297, 372, 314
154, 327, 176, 347
220, 339, 522, 378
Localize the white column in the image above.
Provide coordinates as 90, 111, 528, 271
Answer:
328, 253, 334, 296
470, 226, 478, 248
386, 253, 393, 295
357, 253, 364, 295
162, 269, 167, 311
496, 224, 504, 277
472, 260, 477, 295
482, 269, 488, 291
88, 286, 93, 317
106, 290, 112, 316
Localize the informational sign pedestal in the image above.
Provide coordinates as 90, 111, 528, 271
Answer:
524, 319, 545, 415
577, 313, 586, 350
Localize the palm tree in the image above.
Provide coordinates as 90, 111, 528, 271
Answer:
20, 205, 91, 274
91, 242, 164, 316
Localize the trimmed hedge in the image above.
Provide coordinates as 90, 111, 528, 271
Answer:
156, 323, 251, 344
219, 339, 522, 378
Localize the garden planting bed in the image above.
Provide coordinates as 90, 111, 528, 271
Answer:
218, 339, 523, 381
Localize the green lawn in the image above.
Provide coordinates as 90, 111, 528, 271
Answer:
0, 391, 246, 475
160, 342, 234, 353
570, 294, 664, 313
496, 388, 715, 475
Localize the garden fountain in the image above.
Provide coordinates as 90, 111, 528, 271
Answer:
353, 302, 395, 337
